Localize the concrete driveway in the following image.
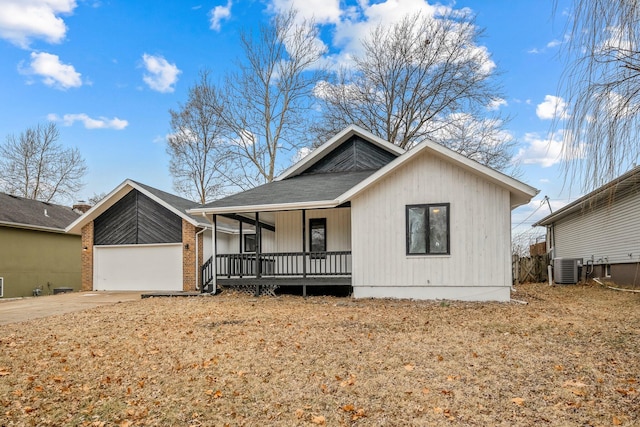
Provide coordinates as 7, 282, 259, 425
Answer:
0, 291, 142, 325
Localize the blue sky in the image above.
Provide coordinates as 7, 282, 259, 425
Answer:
0, 0, 578, 242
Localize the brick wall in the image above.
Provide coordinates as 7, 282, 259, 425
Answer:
182, 219, 197, 291
81, 221, 94, 291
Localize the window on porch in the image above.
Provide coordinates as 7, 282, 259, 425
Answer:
309, 218, 326, 253
244, 234, 256, 253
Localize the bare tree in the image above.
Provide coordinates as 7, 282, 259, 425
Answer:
218, 9, 327, 188
167, 71, 228, 204
555, 0, 640, 189
0, 123, 86, 203
315, 11, 516, 173
87, 192, 107, 205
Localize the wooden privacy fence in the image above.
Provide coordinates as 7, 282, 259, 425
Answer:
512, 254, 550, 284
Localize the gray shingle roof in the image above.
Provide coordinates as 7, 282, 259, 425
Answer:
533, 165, 640, 226
0, 193, 80, 230
203, 170, 376, 209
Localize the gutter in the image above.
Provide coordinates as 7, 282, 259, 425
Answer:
0, 221, 75, 235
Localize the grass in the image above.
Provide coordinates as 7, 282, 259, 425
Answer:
1, 282, 639, 426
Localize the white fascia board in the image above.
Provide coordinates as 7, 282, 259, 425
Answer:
65, 179, 135, 234
337, 140, 538, 208
65, 179, 208, 234
275, 125, 405, 181
188, 200, 340, 215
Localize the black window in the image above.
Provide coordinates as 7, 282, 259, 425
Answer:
244, 234, 256, 253
309, 218, 327, 252
406, 204, 450, 255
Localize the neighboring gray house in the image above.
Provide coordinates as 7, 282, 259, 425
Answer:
534, 166, 640, 286
191, 125, 538, 301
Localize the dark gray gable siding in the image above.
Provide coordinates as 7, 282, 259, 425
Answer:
94, 190, 182, 245
94, 190, 137, 245
301, 136, 398, 175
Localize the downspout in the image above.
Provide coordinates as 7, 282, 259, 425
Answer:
195, 226, 207, 291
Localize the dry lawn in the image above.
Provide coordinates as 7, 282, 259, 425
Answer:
1, 282, 639, 426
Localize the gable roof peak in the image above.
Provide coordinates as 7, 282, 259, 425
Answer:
65, 179, 209, 234
275, 125, 405, 181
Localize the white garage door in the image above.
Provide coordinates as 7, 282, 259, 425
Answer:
94, 244, 182, 291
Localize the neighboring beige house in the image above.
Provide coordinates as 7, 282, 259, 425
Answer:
191, 125, 538, 301
534, 166, 640, 286
0, 193, 81, 298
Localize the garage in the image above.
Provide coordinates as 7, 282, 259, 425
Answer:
65, 180, 214, 293
93, 244, 182, 291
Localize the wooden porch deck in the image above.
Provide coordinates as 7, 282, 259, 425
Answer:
201, 251, 352, 296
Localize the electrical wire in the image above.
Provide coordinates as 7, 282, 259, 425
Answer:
512, 199, 546, 230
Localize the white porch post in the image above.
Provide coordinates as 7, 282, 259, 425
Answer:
211, 214, 217, 294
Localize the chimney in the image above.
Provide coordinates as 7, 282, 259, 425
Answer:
73, 200, 92, 214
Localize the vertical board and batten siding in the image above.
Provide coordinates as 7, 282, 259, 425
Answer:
94, 189, 182, 245
350, 152, 512, 301
274, 208, 351, 252
554, 190, 640, 265
301, 136, 397, 175
203, 231, 213, 261
215, 230, 276, 254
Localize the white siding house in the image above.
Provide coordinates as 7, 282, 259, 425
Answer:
191, 125, 538, 301
350, 152, 513, 300
534, 166, 640, 286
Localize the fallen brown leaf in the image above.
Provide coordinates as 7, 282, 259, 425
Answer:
511, 397, 525, 406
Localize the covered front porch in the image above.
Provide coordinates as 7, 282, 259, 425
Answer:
200, 207, 352, 296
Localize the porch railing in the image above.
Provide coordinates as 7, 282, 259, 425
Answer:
211, 251, 352, 278
201, 256, 214, 293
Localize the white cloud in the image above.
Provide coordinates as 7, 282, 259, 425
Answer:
209, 0, 232, 31
22, 52, 82, 89
514, 132, 562, 167
546, 39, 562, 48
292, 146, 312, 163
331, 0, 441, 62
270, 0, 342, 24
141, 54, 181, 93
48, 113, 128, 130
513, 131, 584, 167
536, 95, 569, 120
600, 26, 634, 56
0, 0, 76, 48
487, 97, 507, 111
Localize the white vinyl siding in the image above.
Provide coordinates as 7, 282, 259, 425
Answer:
215, 230, 275, 254
554, 191, 640, 265
351, 152, 512, 300
203, 231, 213, 261
274, 208, 351, 252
